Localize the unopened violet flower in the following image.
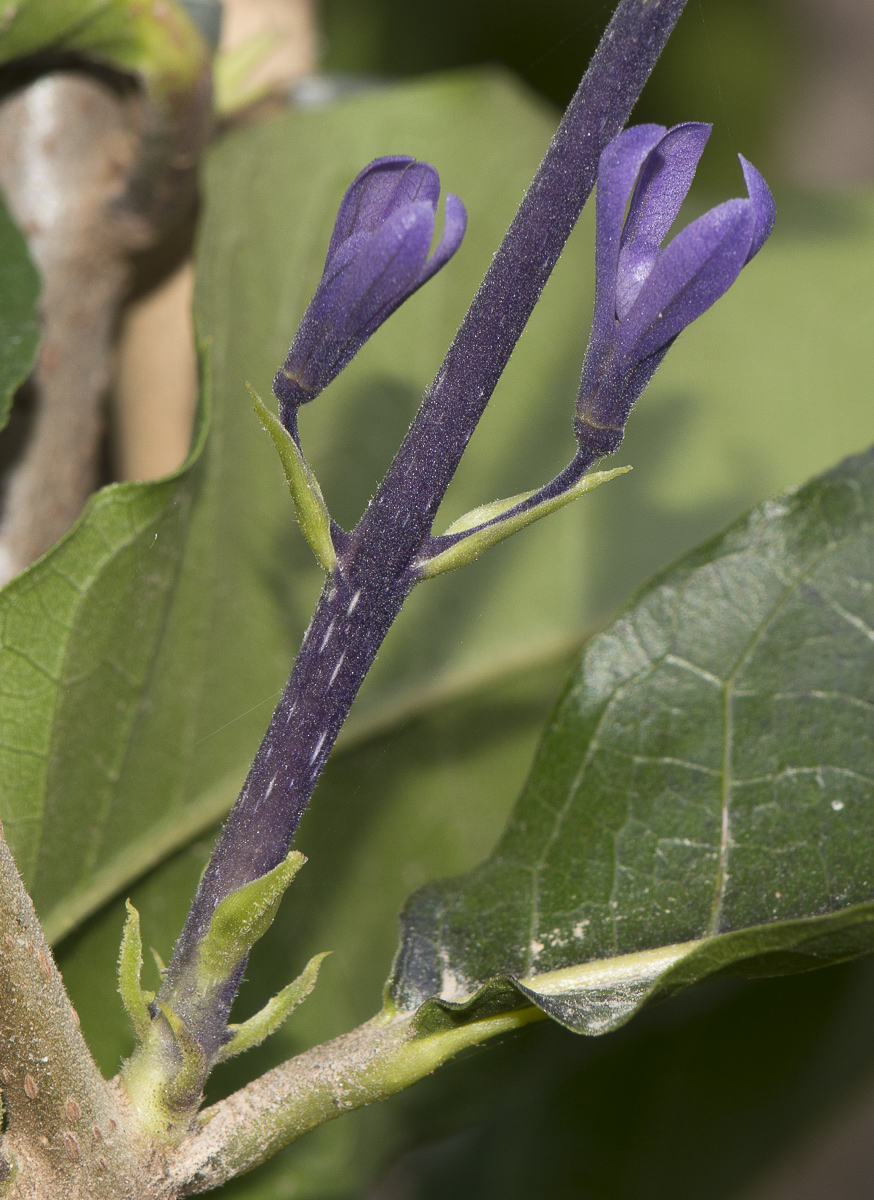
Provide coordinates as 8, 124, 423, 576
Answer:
273, 155, 467, 428
575, 121, 775, 458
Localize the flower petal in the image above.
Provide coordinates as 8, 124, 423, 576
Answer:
326, 157, 439, 266
616, 122, 711, 319
277, 201, 436, 400
617, 197, 755, 364
589, 124, 666, 351
739, 154, 776, 262
343, 202, 436, 338
417, 193, 468, 286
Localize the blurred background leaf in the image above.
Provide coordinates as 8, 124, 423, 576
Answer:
318, 0, 791, 194
0, 188, 39, 430
0, 0, 208, 95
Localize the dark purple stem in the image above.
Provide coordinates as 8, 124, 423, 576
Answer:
161, 0, 690, 1053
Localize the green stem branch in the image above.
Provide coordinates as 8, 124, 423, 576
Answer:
167, 1006, 544, 1194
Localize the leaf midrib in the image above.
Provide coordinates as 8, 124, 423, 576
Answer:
522, 522, 860, 965
708, 533, 852, 935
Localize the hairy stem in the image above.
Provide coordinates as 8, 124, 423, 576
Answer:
167, 1005, 545, 1194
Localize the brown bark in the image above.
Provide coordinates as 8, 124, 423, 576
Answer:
0, 72, 149, 582
0, 823, 166, 1199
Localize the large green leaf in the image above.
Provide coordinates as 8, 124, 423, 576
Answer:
0, 189, 39, 431
391, 448, 874, 1034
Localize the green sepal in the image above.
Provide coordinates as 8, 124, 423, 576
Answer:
118, 900, 155, 1043
217, 951, 330, 1062
248, 384, 338, 574
156, 1001, 207, 1111
197, 850, 307, 991
416, 466, 631, 579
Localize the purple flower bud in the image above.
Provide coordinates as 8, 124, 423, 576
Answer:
576, 122, 775, 458
273, 156, 467, 421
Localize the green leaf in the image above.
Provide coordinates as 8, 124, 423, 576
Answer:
0, 0, 208, 97
391, 448, 874, 1034
0, 188, 39, 432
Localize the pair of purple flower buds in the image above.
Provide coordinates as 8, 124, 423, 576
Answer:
273, 121, 775, 458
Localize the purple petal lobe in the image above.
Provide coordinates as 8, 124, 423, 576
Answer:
282, 202, 435, 396
739, 154, 776, 261
326, 157, 432, 263
618, 198, 755, 364
418, 193, 467, 285
342, 202, 436, 336
616, 122, 712, 319
274, 157, 466, 413
590, 124, 666, 349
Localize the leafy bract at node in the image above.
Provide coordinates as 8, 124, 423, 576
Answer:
118, 900, 155, 1044
416, 466, 631, 579
217, 951, 330, 1062
156, 1001, 208, 1112
197, 849, 307, 990
121, 851, 321, 1139
248, 385, 337, 573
